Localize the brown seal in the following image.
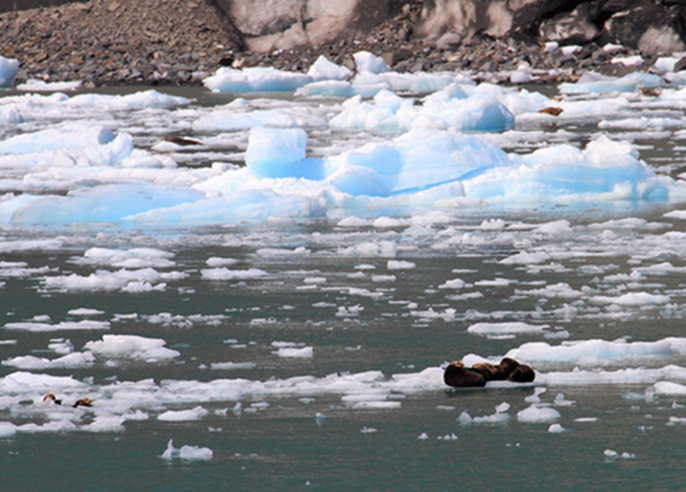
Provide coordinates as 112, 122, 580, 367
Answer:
443, 361, 487, 387
443, 358, 535, 387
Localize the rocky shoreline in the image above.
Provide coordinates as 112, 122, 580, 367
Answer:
0, 0, 679, 88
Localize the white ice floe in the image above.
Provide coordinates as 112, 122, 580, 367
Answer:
277, 347, 314, 358
560, 72, 664, 94
158, 406, 209, 422
71, 247, 176, 268
467, 322, 549, 336
516, 405, 561, 423
41, 268, 167, 293
4, 320, 110, 332
83, 335, 180, 361
506, 337, 686, 363
160, 439, 213, 461
16, 79, 82, 92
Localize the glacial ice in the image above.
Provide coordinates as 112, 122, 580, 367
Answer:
0, 56, 19, 88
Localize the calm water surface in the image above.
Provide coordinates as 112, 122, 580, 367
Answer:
1, 85, 686, 490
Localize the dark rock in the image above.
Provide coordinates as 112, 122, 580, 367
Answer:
539, 3, 599, 44
674, 56, 686, 72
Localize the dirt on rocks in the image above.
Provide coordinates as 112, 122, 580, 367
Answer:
0, 0, 662, 87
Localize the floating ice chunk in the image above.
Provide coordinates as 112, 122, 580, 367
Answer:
417, 432, 429, 440
83, 334, 180, 361
5, 319, 110, 332
67, 308, 105, 316
210, 362, 256, 370
0, 421, 17, 438
12, 184, 204, 226
0, 56, 19, 88
17, 79, 82, 92
193, 106, 325, 131
307, 55, 352, 81
590, 292, 670, 306
295, 80, 356, 98
203, 66, 312, 92
387, 260, 415, 270
2, 351, 95, 369
548, 423, 566, 433
652, 381, 686, 395
160, 439, 213, 461
468, 322, 549, 336
604, 449, 635, 460
244, 127, 322, 180
353, 51, 390, 74
438, 278, 465, 289
0, 125, 114, 155
277, 347, 313, 358
352, 401, 401, 410
73, 247, 176, 269
517, 405, 561, 423
206, 257, 239, 267
41, 268, 165, 293
82, 415, 126, 433
525, 387, 547, 403
560, 71, 664, 94
506, 337, 686, 363
158, 406, 209, 422
201, 267, 268, 280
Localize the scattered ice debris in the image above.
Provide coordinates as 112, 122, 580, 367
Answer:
548, 423, 566, 433
157, 406, 209, 422
160, 439, 213, 461
603, 449, 635, 460
437, 433, 459, 441
516, 405, 561, 423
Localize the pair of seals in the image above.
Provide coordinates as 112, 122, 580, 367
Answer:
443, 357, 535, 388
43, 393, 93, 408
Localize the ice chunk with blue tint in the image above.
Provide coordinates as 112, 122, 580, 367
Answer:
10, 183, 204, 226
0, 56, 19, 88
245, 127, 324, 180
203, 66, 313, 92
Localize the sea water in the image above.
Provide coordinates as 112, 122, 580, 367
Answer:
3, 65, 686, 489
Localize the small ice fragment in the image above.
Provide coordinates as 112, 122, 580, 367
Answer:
360, 427, 377, 434
548, 423, 565, 433
457, 411, 473, 424
417, 432, 429, 440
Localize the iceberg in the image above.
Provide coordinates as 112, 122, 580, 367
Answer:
0, 56, 19, 88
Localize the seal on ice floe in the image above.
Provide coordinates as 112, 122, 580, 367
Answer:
443, 357, 535, 388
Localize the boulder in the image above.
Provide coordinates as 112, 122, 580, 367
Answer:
214, 0, 410, 52
601, 0, 686, 55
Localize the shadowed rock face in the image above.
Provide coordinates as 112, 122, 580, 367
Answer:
214, 0, 409, 52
